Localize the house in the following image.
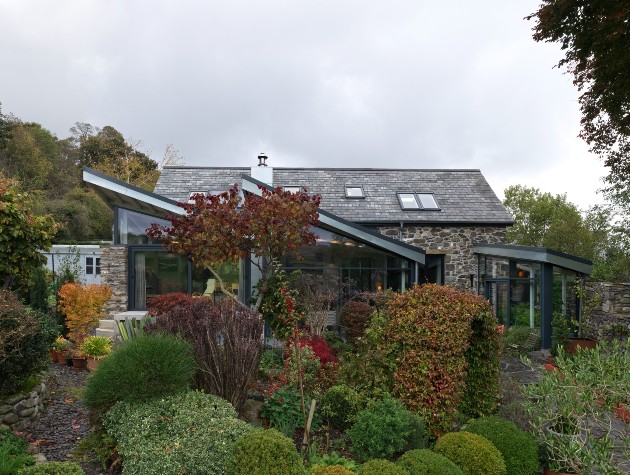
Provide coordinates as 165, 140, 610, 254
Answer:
42, 245, 103, 285
83, 158, 591, 349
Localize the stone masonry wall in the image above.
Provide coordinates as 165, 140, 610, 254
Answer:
0, 373, 50, 431
378, 225, 507, 291
584, 282, 630, 341
100, 245, 128, 317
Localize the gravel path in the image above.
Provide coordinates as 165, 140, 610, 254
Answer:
22, 364, 111, 475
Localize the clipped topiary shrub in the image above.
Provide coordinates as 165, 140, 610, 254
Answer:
227, 428, 304, 475
104, 390, 252, 475
383, 284, 499, 436
396, 449, 464, 475
0, 291, 59, 393
83, 333, 196, 419
347, 396, 428, 462
434, 432, 506, 475
464, 416, 538, 475
308, 465, 356, 475
319, 384, 365, 430
17, 461, 84, 474
359, 459, 408, 475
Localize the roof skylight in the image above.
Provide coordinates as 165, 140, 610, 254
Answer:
397, 192, 440, 210
398, 193, 420, 209
345, 186, 365, 198
417, 193, 439, 209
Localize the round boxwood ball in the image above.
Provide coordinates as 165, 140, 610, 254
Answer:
309, 465, 356, 475
464, 416, 539, 475
227, 428, 303, 475
397, 449, 464, 475
434, 431, 506, 475
359, 459, 408, 475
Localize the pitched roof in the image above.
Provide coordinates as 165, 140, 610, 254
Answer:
154, 167, 513, 225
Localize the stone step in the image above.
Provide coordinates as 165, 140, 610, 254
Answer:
95, 328, 116, 338
98, 319, 116, 330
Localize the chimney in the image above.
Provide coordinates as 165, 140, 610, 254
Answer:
251, 152, 273, 185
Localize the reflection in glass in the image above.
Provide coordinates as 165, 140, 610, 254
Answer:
192, 262, 240, 300
118, 208, 170, 245
132, 250, 188, 309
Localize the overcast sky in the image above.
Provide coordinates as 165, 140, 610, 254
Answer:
0, 0, 609, 210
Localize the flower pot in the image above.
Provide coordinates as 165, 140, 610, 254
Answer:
49, 350, 58, 363
544, 468, 579, 475
86, 358, 101, 372
57, 354, 68, 365
565, 338, 597, 354
72, 357, 87, 370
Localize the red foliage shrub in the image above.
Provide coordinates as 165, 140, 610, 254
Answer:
146, 293, 204, 317
300, 334, 338, 366
384, 284, 498, 436
339, 300, 374, 341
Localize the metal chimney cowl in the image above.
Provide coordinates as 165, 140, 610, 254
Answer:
251, 153, 273, 185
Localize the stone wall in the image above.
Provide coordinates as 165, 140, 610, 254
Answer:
100, 245, 128, 317
378, 225, 507, 290
584, 282, 630, 341
0, 373, 50, 431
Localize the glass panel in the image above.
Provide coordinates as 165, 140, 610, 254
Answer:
553, 268, 578, 334
424, 255, 444, 284
398, 193, 419, 209
511, 261, 541, 279
118, 208, 170, 245
284, 186, 301, 193
345, 187, 364, 198
132, 250, 188, 309
417, 193, 438, 209
486, 281, 509, 326
95, 258, 101, 275
191, 262, 240, 300
86, 257, 93, 275
510, 279, 540, 328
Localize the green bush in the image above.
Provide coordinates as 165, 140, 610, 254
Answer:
359, 459, 407, 475
309, 465, 356, 475
104, 390, 252, 475
319, 384, 365, 430
260, 386, 321, 436
347, 397, 428, 462
309, 452, 357, 472
396, 449, 464, 475
0, 429, 35, 475
259, 348, 283, 370
0, 291, 59, 393
464, 416, 538, 475
227, 428, 303, 475
434, 432, 506, 475
83, 333, 195, 419
17, 461, 84, 474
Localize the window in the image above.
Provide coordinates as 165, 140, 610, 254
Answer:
283, 186, 301, 193
345, 186, 365, 198
417, 193, 439, 209
86, 257, 100, 275
397, 193, 420, 209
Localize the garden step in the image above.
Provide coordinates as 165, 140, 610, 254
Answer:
95, 328, 116, 338
98, 319, 116, 331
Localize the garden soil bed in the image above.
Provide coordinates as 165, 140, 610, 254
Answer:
22, 364, 115, 475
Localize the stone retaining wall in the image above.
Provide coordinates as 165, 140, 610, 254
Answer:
584, 282, 630, 341
0, 373, 50, 431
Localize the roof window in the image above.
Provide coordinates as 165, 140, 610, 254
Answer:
417, 193, 439, 209
397, 193, 420, 209
345, 186, 365, 198
397, 192, 440, 210
283, 186, 302, 193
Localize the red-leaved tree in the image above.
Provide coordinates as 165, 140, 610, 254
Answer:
146, 184, 320, 310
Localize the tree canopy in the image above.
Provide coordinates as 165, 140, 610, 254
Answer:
526, 1, 630, 208
0, 174, 57, 289
147, 185, 321, 310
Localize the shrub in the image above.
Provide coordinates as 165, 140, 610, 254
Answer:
17, 462, 84, 474
0, 428, 35, 474
383, 284, 499, 435
358, 459, 407, 475
339, 300, 374, 342
28, 266, 49, 314
434, 432, 506, 475
309, 452, 358, 472
260, 386, 321, 436
282, 343, 327, 395
309, 465, 356, 475
259, 348, 283, 370
0, 291, 59, 393
145, 298, 263, 413
80, 335, 112, 358
464, 416, 538, 475
146, 292, 201, 317
227, 428, 304, 475
301, 334, 338, 366
319, 384, 365, 430
396, 449, 464, 475
57, 282, 111, 343
105, 390, 251, 475
347, 396, 428, 462
83, 333, 195, 419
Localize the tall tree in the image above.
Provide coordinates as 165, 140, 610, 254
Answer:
526, 1, 630, 205
147, 185, 320, 310
0, 174, 57, 290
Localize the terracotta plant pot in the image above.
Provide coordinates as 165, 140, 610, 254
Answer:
565, 338, 597, 354
72, 357, 87, 370
86, 358, 101, 372
57, 354, 68, 365
49, 350, 58, 363
544, 468, 579, 475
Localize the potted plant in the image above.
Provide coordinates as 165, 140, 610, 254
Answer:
70, 349, 88, 370
523, 339, 629, 474
80, 336, 113, 371
54, 337, 72, 365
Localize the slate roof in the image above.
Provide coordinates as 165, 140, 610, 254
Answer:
154, 167, 514, 225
